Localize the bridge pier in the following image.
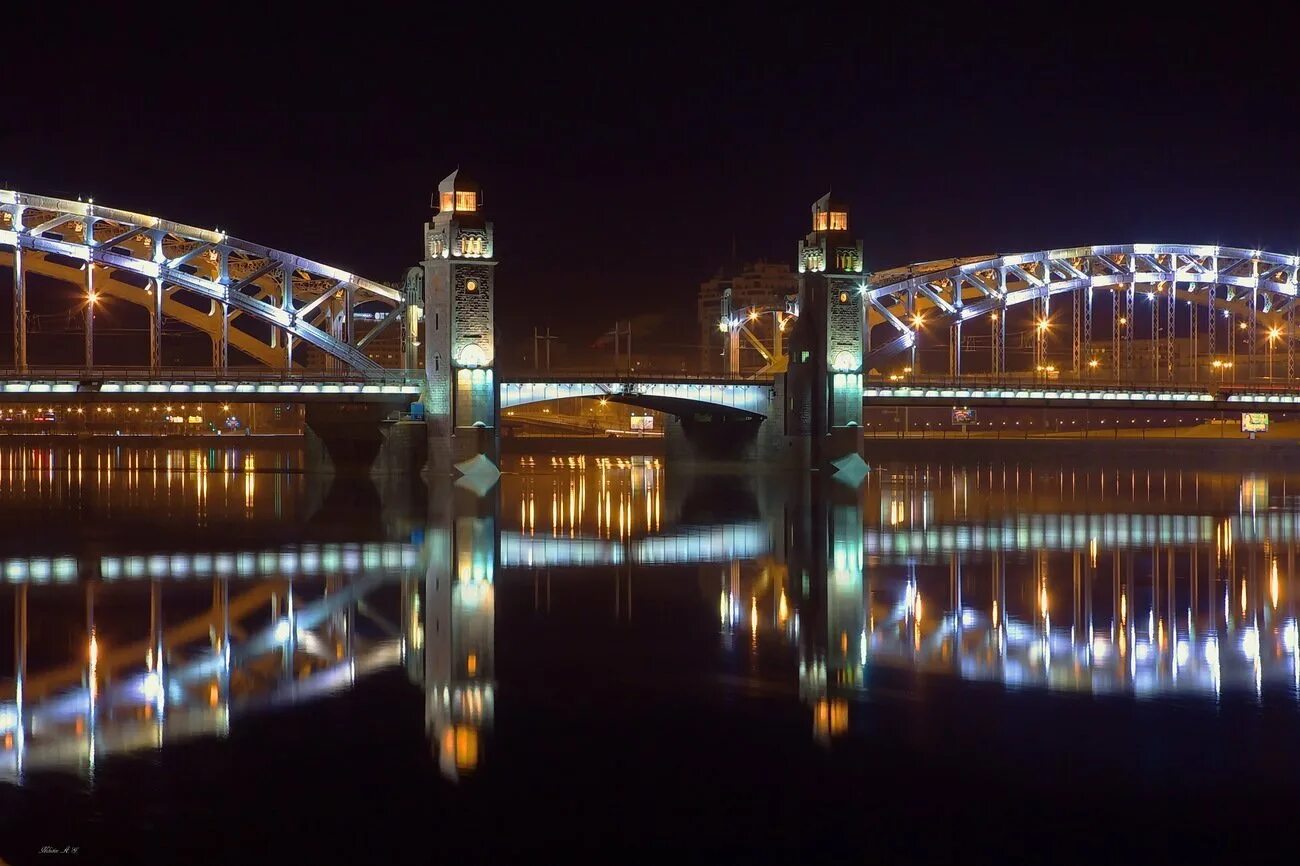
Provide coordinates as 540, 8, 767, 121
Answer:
304, 403, 427, 477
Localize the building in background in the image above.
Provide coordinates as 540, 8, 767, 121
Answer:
300, 293, 425, 371
697, 261, 797, 372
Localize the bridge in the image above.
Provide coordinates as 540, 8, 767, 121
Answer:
10, 176, 1300, 475
862, 380, 1300, 413
0, 369, 421, 403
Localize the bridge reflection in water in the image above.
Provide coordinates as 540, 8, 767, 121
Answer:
3, 450, 1300, 783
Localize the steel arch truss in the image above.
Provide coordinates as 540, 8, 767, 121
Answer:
864, 244, 1300, 371
0, 190, 409, 373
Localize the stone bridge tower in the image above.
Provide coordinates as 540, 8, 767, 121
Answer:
423, 170, 499, 473
783, 193, 866, 468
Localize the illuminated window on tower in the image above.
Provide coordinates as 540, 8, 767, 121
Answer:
829, 212, 848, 231
814, 211, 828, 231
440, 192, 454, 212
455, 191, 476, 211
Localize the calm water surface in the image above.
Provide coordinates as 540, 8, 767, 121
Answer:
1, 444, 1299, 863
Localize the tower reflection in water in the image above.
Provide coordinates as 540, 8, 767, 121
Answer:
5, 448, 1300, 782
0, 444, 498, 784
407, 474, 496, 780
715, 464, 1300, 745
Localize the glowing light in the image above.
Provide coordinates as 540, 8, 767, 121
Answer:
1243, 627, 1260, 661
274, 618, 292, 643
718, 319, 729, 332
1088, 358, 1099, 368
1037, 318, 1050, 332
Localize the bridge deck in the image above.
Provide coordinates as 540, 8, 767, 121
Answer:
0, 369, 422, 403
864, 380, 1300, 413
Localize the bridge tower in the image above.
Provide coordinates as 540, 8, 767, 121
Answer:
785, 193, 866, 468
423, 170, 499, 473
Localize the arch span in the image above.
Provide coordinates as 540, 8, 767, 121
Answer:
863, 244, 1300, 371
0, 190, 409, 373
499, 379, 771, 419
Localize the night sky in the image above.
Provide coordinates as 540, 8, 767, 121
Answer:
6, 11, 1300, 360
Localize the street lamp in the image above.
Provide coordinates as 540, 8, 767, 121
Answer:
1035, 318, 1050, 379
910, 313, 924, 379
1269, 326, 1282, 381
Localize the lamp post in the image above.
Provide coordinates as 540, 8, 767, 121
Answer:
1269, 327, 1281, 382
85, 288, 99, 369
1036, 318, 1050, 381
910, 313, 924, 381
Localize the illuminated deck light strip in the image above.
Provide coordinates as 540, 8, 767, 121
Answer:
862, 386, 1286, 404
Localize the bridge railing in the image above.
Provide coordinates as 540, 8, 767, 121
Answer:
0, 366, 423, 383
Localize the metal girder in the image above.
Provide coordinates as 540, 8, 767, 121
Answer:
167, 241, 217, 268
915, 284, 956, 315
228, 259, 283, 295
964, 270, 999, 296
296, 280, 347, 322
356, 302, 407, 350
864, 243, 1300, 369
0, 189, 402, 373
99, 225, 146, 249
24, 213, 78, 237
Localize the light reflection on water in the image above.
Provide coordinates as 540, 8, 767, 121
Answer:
3, 445, 1300, 787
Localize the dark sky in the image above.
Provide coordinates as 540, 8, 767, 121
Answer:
7, 10, 1300, 356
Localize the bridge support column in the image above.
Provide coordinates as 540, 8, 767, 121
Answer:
304, 402, 428, 477
13, 239, 27, 373
84, 262, 95, 368
422, 170, 499, 477
783, 193, 865, 473
150, 280, 163, 372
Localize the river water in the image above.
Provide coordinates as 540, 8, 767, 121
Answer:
1, 444, 1298, 863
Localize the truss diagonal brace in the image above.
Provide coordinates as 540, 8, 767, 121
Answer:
356, 302, 407, 350
228, 259, 283, 296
